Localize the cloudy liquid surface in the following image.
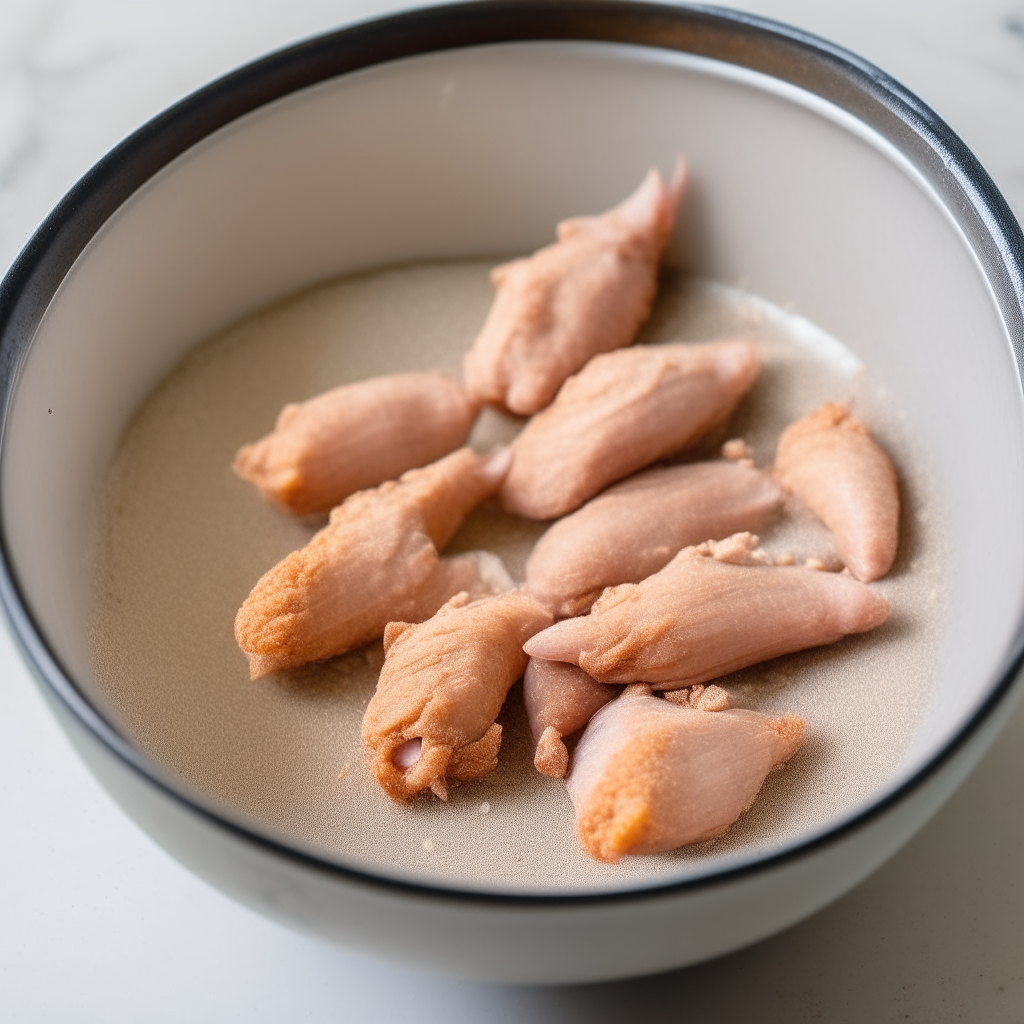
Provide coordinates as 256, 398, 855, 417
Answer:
88, 262, 943, 894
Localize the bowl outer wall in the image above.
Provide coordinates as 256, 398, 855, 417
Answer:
1, 0, 1023, 982
40, 648, 1024, 983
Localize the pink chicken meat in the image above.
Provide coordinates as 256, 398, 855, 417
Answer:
774, 402, 900, 582
233, 371, 478, 516
501, 340, 761, 520
362, 589, 553, 801
526, 459, 784, 617
524, 532, 890, 687
463, 162, 686, 416
524, 657, 620, 778
567, 689, 805, 862
234, 447, 507, 679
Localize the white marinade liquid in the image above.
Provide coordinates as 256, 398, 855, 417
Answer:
87, 262, 943, 894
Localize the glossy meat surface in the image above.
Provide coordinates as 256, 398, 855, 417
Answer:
362, 590, 553, 801
526, 460, 784, 616
774, 402, 899, 582
234, 447, 506, 678
463, 162, 685, 416
523, 657, 620, 778
567, 692, 805, 862
524, 533, 890, 686
233, 371, 478, 515
500, 340, 761, 520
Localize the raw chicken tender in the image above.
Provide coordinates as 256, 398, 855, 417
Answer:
233, 371, 478, 515
234, 447, 507, 679
524, 658, 620, 778
524, 532, 890, 686
463, 162, 686, 416
567, 690, 805, 862
362, 589, 553, 801
774, 402, 899, 582
501, 340, 761, 520
526, 460, 784, 617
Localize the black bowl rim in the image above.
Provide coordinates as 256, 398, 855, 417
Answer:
1, 0, 1023, 908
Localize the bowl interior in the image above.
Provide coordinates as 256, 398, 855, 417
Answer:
4, 39, 1023, 892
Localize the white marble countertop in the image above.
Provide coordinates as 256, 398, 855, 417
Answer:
3, 2, 1024, 1020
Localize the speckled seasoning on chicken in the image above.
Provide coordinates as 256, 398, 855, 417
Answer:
567, 689, 805, 863
524, 532, 890, 687
362, 589, 553, 801
661, 682, 731, 712
523, 657, 620, 778
774, 402, 900, 582
233, 371, 479, 515
463, 161, 686, 416
525, 459, 784, 617
234, 447, 508, 678
500, 340, 761, 521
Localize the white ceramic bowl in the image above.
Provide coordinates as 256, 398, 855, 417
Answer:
2, 1, 1023, 984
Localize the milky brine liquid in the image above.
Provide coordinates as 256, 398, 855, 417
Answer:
88, 262, 943, 893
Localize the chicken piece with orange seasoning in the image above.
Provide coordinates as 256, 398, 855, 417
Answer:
463, 162, 686, 416
524, 532, 890, 687
233, 371, 478, 516
501, 340, 761, 521
567, 688, 805, 862
234, 446, 507, 679
774, 402, 900, 582
362, 589, 552, 801
525, 459, 783, 617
